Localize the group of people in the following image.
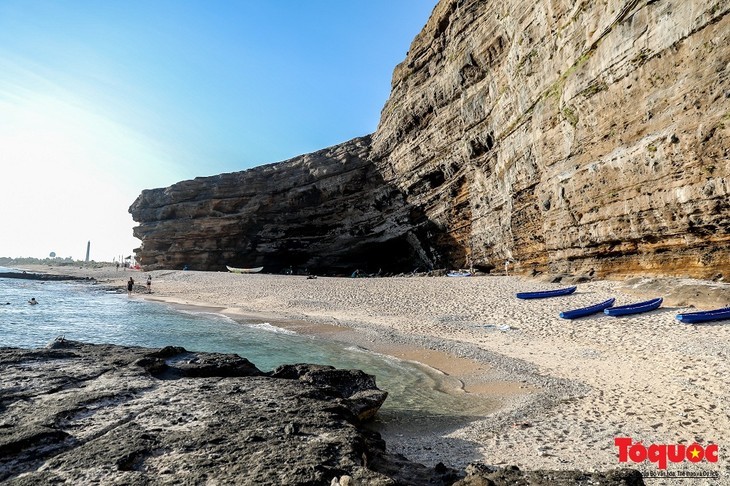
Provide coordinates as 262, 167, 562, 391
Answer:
8, 274, 154, 306
13, 273, 154, 305
127, 276, 152, 295
115, 261, 136, 271
17, 275, 152, 306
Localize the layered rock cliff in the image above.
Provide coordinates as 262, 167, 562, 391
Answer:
131, 0, 729, 278
130, 137, 441, 273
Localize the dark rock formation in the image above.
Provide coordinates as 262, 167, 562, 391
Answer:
271, 364, 389, 421
0, 340, 438, 485
454, 463, 644, 486
130, 0, 729, 278
0, 341, 643, 485
129, 137, 442, 273
0, 272, 94, 282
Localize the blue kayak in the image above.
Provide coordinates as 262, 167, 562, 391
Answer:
604, 297, 663, 316
676, 306, 730, 324
516, 286, 577, 300
560, 298, 615, 319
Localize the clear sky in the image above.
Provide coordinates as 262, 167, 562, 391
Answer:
0, 0, 436, 262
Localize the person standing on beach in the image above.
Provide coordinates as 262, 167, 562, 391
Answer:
127, 277, 134, 295
146, 275, 152, 293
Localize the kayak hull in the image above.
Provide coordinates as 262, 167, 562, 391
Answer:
516, 286, 577, 300
560, 298, 616, 319
676, 307, 730, 324
604, 297, 663, 316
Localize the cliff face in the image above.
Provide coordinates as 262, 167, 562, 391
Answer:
131, 0, 729, 278
130, 137, 441, 272
372, 0, 729, 278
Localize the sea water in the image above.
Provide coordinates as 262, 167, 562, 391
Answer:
0, 267, 493, 432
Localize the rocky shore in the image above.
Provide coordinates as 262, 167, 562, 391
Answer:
0, 340, 643, 485
0, 271, 94, 282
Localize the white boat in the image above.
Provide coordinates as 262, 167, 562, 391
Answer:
446, 270, 472, 277
226, 265, 264, 274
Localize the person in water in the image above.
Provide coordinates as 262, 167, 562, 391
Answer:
127, 277, 135, 295
28, 298, 38, 305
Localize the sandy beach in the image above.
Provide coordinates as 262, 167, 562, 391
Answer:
15, 264, 730, 482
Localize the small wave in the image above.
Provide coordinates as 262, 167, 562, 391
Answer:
343, 346, 447, 376
247, 322, 297, 335
344, 345, 369, 353
343, 345, 405, 364
169, 308, 238, 324
343, 345, 396, 360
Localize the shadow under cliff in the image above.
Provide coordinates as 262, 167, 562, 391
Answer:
129, 135, 463, 274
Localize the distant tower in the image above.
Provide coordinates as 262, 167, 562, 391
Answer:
85, 241, 91, 262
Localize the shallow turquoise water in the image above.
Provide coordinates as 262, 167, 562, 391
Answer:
0, 268, 492, 429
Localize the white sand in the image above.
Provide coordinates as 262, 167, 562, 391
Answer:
17, 265, 730, 481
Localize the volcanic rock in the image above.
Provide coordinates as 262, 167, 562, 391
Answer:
0, 341, 643, 485
271, 364, 389, 421
0, 341, 401, 485
454, 463, 645, 486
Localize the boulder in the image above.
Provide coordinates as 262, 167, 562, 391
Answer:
271, 364, 389, 421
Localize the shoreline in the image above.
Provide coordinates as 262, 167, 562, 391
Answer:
10, 264, 730, 480
143, 293, 554, 466
145, 291, 542, 398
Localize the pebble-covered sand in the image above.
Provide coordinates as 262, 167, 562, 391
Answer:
17, 265, 730, 483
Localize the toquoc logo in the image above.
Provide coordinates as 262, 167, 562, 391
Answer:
615, 438, 719, 470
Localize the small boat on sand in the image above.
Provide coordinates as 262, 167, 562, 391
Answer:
676, 306, 730, 324
560, 298, 616, 319
516, 286, 577, 300
604, 297, 662, 316
226, 265, 264, 274
447, 271, 472, 277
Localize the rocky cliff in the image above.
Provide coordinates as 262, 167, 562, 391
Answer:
131, 0, 729, 278
130, 138, 442, 273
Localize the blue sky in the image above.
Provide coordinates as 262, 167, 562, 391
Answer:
0, 0, 436, 261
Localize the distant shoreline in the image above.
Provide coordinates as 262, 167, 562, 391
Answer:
0, 271, 93, 281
